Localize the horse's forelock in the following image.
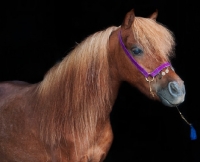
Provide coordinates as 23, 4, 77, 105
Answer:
132, 17, 175, 61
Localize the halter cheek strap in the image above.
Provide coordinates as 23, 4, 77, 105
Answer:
118, 31, 171, 78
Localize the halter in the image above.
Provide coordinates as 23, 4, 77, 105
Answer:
118, 31, 171, 78
118, 31, 197, 140
118, 31, 171, 97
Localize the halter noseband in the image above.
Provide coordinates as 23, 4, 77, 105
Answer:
118, 31, 171, 79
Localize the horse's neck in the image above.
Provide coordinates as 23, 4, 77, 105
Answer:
108, 29, 123, 104
109, 78, 122, 105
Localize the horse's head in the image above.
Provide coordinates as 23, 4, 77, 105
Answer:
111, 9, 185, 107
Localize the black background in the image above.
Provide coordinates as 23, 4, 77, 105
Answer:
1, 0, 200, 161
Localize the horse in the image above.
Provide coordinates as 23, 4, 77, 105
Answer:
0, 9, 185, 162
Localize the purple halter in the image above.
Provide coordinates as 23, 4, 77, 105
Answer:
118, 31, 171, 78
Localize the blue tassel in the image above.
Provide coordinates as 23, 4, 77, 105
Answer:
190, 124, 197, 140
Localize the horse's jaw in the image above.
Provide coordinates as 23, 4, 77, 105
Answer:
156, 81, 186, 107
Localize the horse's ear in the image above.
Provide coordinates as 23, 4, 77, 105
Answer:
148, 9, 158, 21
122, 9, 135, 29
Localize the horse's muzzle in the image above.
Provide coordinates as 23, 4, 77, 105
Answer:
157, 81, 186, 107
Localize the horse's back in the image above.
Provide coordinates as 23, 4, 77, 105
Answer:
0, 81, 47, 162
0, 80, 29, 105
0, 80, 30, 93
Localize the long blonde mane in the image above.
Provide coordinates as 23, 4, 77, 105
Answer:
35, 26, 119, 151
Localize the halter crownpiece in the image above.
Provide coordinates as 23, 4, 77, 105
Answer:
118, 31, 171, 78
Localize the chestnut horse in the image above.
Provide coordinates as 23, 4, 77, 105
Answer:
0, 9, 185, 162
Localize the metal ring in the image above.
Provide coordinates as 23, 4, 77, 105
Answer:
145, 76, 154, 82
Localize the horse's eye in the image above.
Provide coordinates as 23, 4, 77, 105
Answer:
131, 47, 143, 55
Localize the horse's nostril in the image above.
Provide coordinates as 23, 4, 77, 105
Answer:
168, 81, 182, 97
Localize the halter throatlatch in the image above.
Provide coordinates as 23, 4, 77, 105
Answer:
118, 31, 171, 97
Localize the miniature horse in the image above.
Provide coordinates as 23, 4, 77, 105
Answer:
0, 9, 185, 162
